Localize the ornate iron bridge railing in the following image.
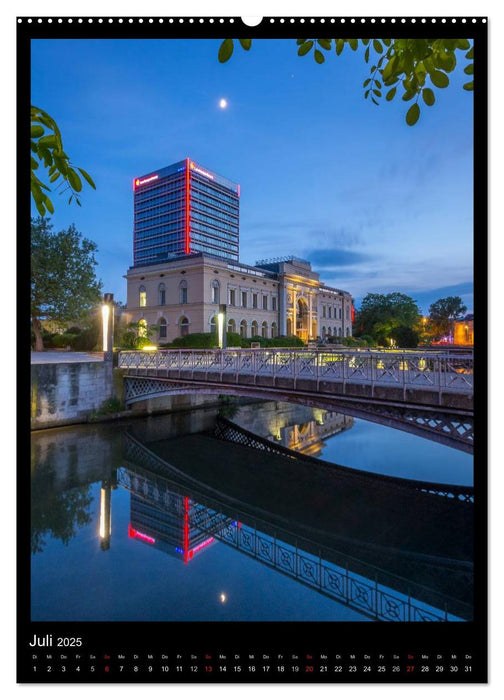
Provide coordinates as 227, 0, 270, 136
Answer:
119, 435, 472, 622
118, 348, 474, 396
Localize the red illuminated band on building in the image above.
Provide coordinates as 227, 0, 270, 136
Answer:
351, 305, 355, 323
190, 161, 214, 180
183, 496, 190, 563
128, 524, 155, 544
185, 158, 191, 254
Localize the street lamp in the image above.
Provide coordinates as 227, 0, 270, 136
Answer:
102, 292, 114, 361
217, 303, 227, 349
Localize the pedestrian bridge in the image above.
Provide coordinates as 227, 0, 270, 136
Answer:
119, 348, 474, 452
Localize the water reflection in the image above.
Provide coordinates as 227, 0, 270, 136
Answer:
30, 400, 473, 623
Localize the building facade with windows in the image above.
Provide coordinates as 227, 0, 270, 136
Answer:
125, 253, 352, 344
126, 160, 352, 344
133, 159, 240, 266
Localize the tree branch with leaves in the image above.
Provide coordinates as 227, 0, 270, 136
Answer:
31, 106, 96, 216
218, 38, 473, 125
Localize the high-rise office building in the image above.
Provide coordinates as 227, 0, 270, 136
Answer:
133, 158, 240, 266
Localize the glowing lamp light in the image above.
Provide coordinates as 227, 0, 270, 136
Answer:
217, 312, 225, 349
102, 303, 110, 352
142, 345, 158, 351
219, 593, 227, 604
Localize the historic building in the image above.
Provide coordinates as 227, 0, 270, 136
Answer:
125, 253, 353, 343
453, 314, 474, 346
125, 159, 353, 344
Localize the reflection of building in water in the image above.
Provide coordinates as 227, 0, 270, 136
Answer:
233, 401, 354, 458
125, 473, 233, 563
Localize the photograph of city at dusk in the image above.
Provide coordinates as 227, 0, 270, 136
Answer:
20, 19, 487, 684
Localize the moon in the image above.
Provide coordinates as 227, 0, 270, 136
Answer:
218, 98, 228, 109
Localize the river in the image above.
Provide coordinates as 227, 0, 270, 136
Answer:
30, 399, 473, 623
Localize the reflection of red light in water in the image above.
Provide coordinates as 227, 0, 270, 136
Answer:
189, 537, 214, 557
184, 497, 189, 563
128, 523, 155, 544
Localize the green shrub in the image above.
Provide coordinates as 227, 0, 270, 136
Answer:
51, 333, 78, 348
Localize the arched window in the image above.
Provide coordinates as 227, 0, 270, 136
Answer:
138, 318, 147, 337
228, 318, 236, 334
251, 320, 258, 337
262, 321, 268, 338
240, 320, 247, 338
211, 280, 220, 304
139, 285, 146, 308
271, 322, 278, 338
179, 280, 188, 304
346, 327, 350, 337
158, 317, 167, 339
210, 315, 217, 335
179, 316, 189, 336
158, 283, 166, 306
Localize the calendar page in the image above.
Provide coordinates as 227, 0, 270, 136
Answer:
18, 13, 487, 684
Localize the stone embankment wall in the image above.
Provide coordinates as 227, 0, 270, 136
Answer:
31, 361, 115, 430
31, 361, 228, 430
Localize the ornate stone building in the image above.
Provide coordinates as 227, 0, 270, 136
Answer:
124, 253, 353, 344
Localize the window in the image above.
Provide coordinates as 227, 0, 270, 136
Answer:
346, 327, 350, 337
139, 285, 146, 307
322, 306, 326, 318
262, 321, 268, 338
251, 320, 258, 337
179, 280, 188, 304
272, 296, 277, 311
180, 316, 189, 336
328, 307, 332, 318
240, 320, 247, 338
228, 318, 236, 334
346, 307, 349, 320
210, 316, 217, 335
158, 317, 167, 339
271, 322, 278, 338
158, 283, 166, 306
262, 296, 268, 310
339, 308, 342, 319
252, 293, 258, 309
322, 326, 327, 338
229, 288, 236, 306
241, 290, 247, 307
211, 280, 220, 304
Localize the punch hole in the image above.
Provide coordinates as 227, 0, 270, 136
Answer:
241, 16, 263, 27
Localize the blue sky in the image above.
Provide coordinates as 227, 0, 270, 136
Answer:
31, 38, 474, 313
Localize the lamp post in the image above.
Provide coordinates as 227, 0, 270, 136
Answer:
217, 303, 227, 350
102, 292, 114, 362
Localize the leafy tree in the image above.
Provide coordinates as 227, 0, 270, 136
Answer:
357, 292, 421, 344
390, 325, 420, 348
218, 38, 473, 125
31, 106, 96, 216
116, 320, 158, 349
31, 217, 102, 351
429, 296, 468, 339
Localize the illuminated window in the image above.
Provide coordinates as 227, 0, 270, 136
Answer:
211, 280, 220, 304
158, 317, 167, 339
262, 321, 268, 338
179, 280, 188, 304
180, 316, 189, 336
251, 320, 258, 337
139, 285, 147, 307
158, 283, 166, 306
240, 319, 247, 338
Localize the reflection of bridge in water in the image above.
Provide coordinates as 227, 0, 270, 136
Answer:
120, 421, 473, 622
120, 349, 474, 453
